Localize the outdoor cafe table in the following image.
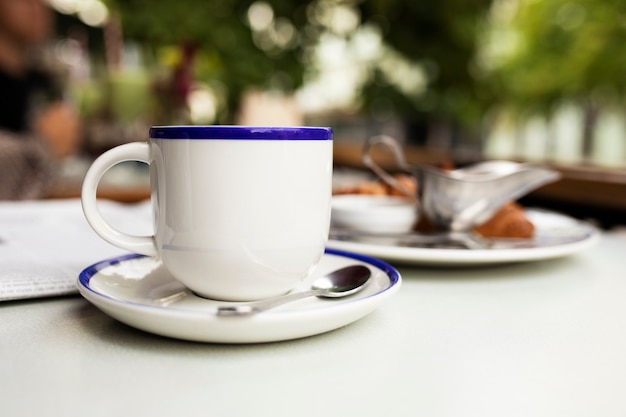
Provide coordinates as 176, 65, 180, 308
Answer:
2, 202, 626, 416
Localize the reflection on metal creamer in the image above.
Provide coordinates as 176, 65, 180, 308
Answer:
363, 135, 560, 232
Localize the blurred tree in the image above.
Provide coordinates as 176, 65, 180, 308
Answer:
109, 0, 316, 122
482, 0, 626, 155
108, 0, 497, 139
485, 0, 626, 109
356, 0, 495, 145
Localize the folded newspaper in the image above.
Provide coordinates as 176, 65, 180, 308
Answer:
0, 199, 151, 301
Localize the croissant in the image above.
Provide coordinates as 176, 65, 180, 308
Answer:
473, 202, 534, 238
415, 202, 533, 238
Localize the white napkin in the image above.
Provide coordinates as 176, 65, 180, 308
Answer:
0, 199, 152, 301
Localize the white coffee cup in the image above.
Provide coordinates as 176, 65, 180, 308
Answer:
81, 126, 333, 301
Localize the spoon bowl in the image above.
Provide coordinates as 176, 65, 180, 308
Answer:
217, 265, 372, 316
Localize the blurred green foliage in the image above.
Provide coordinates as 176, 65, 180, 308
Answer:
106, 0, 626, 138
107, 0, 496, 127
486, 0, 626, 113
110, 0, 316, 120
357, 0, 494, 129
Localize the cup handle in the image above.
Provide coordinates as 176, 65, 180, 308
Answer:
81, 142, 157, 257
362, 135, 415, 198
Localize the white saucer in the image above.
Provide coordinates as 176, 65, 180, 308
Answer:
77, 249, 401, 343
328, 209, 599, 266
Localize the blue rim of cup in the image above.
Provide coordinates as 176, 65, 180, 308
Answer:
149, 126, 333, 140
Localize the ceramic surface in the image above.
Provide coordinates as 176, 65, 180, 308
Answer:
77, 249, 401, 343
82, 126, 333, 301
327, 209, 599, 265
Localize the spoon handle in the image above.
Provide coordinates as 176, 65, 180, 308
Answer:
330, 229, 490, 249
216, 289, 324, 316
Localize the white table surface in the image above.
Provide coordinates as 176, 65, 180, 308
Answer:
2, 231, 626, 417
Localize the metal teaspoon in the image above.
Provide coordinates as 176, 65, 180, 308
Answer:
216, 265, 372, 316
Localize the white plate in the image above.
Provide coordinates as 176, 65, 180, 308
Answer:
328, 209, 599, 265
77, 249, 401, 343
